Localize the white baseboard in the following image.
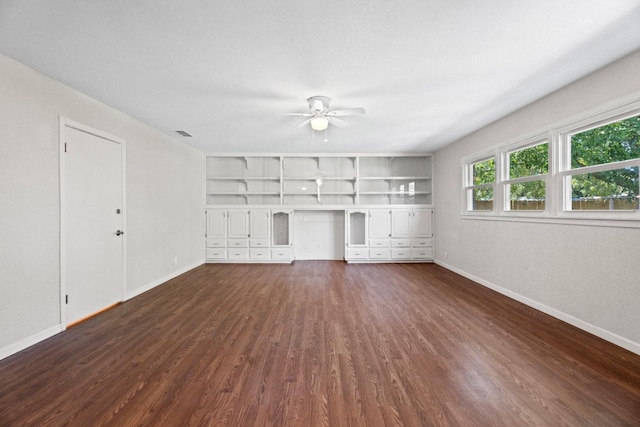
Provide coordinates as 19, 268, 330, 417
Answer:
125, 260, 204, 300
0, 261, 204, 361
0, 325, 63, 361
434, 259, 640, 356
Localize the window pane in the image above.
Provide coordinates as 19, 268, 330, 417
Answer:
509, 143, 548, 178
472, 158, 495, 185
469, 187, 493, 211
571, 166, 639, 210
507, 180, 545, 211
571, 115, 640, 169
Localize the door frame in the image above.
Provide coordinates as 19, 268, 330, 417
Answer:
59, 117, 127, 329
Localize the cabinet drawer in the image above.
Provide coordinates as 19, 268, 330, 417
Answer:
347, 248, 368, 259
250, 238, 270, 248
250, 248, 270, 259
391, 239, 411, 248
228, 248, 249, 259
206, 248, 227, 259
411, 248, 433, 260
391, 248, 410, 259
369, 239, 390, 248
228, 239, 248, 248
369, 249, 390, 259
206, 239, 226, 248
412, 238, 433, 248
271, 248, 292, 259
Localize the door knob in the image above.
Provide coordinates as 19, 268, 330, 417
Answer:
115, 230, 124, 236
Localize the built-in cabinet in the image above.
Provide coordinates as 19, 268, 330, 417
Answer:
205, 209, 293, 262
205, 153, 434, 263
345, 208, 434, 262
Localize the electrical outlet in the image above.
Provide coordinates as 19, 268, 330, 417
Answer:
173, 257, 178, 266
444, 251, 448, 259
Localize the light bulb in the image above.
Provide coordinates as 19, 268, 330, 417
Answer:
310, 116, 329, 131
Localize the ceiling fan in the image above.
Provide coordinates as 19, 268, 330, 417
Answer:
287, 96, 366, 131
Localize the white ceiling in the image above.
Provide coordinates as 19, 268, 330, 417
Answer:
2, 1, 640, 154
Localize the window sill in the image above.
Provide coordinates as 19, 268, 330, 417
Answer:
460, 212, 640, 229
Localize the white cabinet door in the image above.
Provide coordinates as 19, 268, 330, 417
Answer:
346, 210, 368, 246
412, 209, 433, 238
272, 210, 292, 247
206, 209, 227, 239
391, 209, 412, 238
369, 209, 391, 239
249, 209, 270, 239
228, 209, 249, 239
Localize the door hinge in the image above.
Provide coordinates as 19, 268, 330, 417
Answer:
64, 143, 68, 153
65, 295, 69, 304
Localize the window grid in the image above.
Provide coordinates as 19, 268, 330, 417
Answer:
464, 157, 496, 213
462, 100, 640, 221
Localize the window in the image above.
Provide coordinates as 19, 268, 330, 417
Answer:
465, 157, 495, 211
561, 113, 640, 212
462, 100, 640, 222
504, 141, 549, 211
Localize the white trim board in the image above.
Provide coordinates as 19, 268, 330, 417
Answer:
0, 262, 205, 360
125, 260, 205, 300
0, 325, 62, 361
434, 259, 640, 356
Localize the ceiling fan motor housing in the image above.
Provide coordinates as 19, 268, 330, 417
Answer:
308, 96, 330, 113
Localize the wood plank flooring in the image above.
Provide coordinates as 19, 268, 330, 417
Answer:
1, 262, 639, 426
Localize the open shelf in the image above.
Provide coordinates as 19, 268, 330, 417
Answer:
206, 154, 432, 206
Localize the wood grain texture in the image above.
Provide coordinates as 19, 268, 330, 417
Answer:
1, 262, 639, 426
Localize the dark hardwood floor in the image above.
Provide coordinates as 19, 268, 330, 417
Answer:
1, 262, 639, 426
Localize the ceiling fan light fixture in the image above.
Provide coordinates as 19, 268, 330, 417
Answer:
310, 116, 329, 131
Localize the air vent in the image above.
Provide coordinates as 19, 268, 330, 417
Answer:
175, 130, 193, 137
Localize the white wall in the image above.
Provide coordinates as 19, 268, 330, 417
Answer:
0, 53, 204, 358
434, 49, 640, 354
293, 210, 345, 260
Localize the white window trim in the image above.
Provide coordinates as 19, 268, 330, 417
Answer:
461, 93, 640, 227
501, 136, 550, 215
556, 106, 640, 221
461, 154, 496, 215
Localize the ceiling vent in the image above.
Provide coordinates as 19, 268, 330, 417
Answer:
175, 130, 193, 137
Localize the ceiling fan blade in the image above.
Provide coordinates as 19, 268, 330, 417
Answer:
285, 112, 313, 116
328, 117, 349, 128
327, 107, 366, 117
295, 118, 312, 128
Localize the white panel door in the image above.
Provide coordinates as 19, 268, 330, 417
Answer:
249, 209, 270, 239
227, 209, 249, 238
391, 209, 412, 238
206, 209, 227, 239
412, 209, 433, 238
369, 209, 391, 239
63, 125, 124, 325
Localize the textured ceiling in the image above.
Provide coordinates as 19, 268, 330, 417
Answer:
2, 1, 640, 154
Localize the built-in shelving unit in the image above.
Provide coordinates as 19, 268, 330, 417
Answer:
282, 156, 357, 205
205, 153, 434, 264
358, 156, 432, 205
206, 156, 281, 205
205, 154, 432, 206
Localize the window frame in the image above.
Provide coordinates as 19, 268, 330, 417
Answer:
501, 137, 550, 215
460, 95, 640, 225
557, 108, 640, 220
462, 154, 496, 214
